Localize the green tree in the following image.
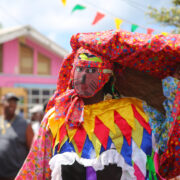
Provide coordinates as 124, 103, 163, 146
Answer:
147, 0, 180, 33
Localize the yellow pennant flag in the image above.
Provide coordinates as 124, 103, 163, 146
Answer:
114, 18, 123, 30
61, 0, 66, 6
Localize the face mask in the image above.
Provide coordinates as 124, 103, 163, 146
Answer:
73, 66, 99, 97
71, 49, 113, 98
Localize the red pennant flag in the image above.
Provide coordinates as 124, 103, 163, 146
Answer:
59, 124, 67, 144
73, 127, 87, 153
114, 111, 132, 145
94, 116, 109, 149
147, 28, 154, 35
92, 12, 105, 25
131, 104, 151, 134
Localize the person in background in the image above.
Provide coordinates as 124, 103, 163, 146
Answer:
29, 105, 43, 135
18, 108, 24, 118
0, 92, 34, 180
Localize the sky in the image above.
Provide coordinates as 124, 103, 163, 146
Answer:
0, 0, 175, 52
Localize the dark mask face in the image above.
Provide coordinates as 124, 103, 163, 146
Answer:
73, 66, 99, 97
4, 99, 17, 117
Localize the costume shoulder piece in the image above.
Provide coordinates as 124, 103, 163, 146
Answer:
48, 98, 156, 179
48, 97, 151, 157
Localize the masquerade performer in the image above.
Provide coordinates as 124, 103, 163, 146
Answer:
16, 30, 180, 180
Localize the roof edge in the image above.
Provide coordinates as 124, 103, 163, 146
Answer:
0, 25, 69, 57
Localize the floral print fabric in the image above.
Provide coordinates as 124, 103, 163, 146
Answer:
159, 80, 180, 178
15, 111, 53, 180
143, 76, 180, 178
15, 76, 180, 179
143, 76, 179, 152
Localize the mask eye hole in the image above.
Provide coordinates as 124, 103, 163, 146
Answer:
86, 68, 97, 73
84, 53, 96, 58
76, 66, 83, 72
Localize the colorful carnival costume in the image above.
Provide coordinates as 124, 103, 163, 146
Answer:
16, 30, 180, 180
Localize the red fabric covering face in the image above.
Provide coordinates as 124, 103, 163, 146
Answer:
72, 48, 113, 98
73, 67, 100, 97
52, 48, 113, 128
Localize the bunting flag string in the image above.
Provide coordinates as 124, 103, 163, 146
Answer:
61, 0, 66, 6
92, 12, 105, 25
71, 4, 86, 13
147, 28, 155, 35
131, 24, 139, 32
114, 18, 123, 30
62, 1, 156, 34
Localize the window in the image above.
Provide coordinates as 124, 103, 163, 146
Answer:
27, 88, 55, 118
37, 53, 50, 75
0, 44, 3, 72
19, 44, 33, 74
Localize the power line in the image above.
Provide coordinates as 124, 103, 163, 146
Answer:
0, 5, 24, 26
119, 0, 147, 12
125, 0, 148, 10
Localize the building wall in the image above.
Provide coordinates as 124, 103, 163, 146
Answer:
0, 35, 65, 118
3, 39, 19, 74
1, 37, 63, 87
0, 74, 57, 87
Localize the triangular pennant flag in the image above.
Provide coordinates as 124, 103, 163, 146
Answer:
83, 111, 95, 141
61, 0, 66, 6
114, 18, 123, 30
116, 105, 135, 129
71, 4, 86, 13
109, 124, 123, 153
59, 124, 67, 145
71, 139, 82, 157
73, 128, 87, 153
114, 111, 132, 145
98, 110, 116, 134
59, 135, 68, 152
92, 12, 105, 25
91, 134, 101, 157
134, 163, 145, 179
94, 116, 109, 149
66, 125, 77, 142
131, 118, 143, 148
147, 28, 154, 35
131, 24, 139, 32
131, 105, 151, 134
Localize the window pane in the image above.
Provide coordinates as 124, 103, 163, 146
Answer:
20, 44, 33, 74
32, 98, 39, 103
43, 90, 50, 95
32, 89, 39, 95
37, 53, 50, 75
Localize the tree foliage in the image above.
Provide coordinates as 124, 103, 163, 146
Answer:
147, 0, 180, 33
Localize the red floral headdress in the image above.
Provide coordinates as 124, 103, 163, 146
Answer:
46, 30, 180, 127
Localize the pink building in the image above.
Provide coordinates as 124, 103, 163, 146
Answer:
0, 25, 68, 117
